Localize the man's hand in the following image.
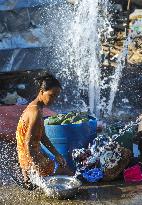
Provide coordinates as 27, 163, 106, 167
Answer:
55, 154, 67, 167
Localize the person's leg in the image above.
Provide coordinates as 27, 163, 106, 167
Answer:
21, 169, 30, 182
21, 169, 37, 190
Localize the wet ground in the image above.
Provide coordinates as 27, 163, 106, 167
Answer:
1, 139, 142, 205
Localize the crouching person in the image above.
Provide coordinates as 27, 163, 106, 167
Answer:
16, 73, 73, 190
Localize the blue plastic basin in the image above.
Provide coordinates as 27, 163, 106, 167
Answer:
41, 116, 97, 170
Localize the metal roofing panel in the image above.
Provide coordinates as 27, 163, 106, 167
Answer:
0, 0, 64, 11
0, 47, 55, 72
0, 27, 53, 50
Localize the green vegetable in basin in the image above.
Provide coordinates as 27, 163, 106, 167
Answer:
61, 118, 73, 125
72, 118, 89, 124
64, 112, 75, 119
44, 111, 91, 125
44, 116, 62, 125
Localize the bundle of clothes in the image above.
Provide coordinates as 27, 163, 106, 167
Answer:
72, 134, 132, 182
44, 111, 89, 125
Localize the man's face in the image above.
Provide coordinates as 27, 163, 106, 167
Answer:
42, 87, 61, 106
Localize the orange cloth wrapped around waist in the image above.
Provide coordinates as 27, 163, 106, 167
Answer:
16, 119, 54, 176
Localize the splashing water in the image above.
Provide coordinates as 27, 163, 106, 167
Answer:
111, 117, 140, 140
72, 116, 141, 178
55, 1, 140, 117
68, 0, 113, 116
29, 170, 80, 198
55, 0, 112, 117
106, 28, 138, 115
68, 0, 101, 116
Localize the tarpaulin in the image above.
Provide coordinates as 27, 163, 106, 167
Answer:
0, 105, 56, 141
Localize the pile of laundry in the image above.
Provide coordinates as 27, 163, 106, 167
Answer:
44, 111, 89, 125
72, 134, 132, 182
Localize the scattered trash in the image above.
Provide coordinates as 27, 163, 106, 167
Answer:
16, 97, 28, 105
1, 91, 20, 105
17, 84, 26, 90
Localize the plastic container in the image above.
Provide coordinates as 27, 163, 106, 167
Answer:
83, 168, 104, 183
124, 164, 142, 183
41, 116, 97, 170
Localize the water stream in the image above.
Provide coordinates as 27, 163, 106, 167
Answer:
55, 0, 112, 117
106, 30, 138, 115
54, 0, 139, 117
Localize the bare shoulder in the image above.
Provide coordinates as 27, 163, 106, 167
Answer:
26, 104, 39, 112
22, 105, 41, 123
27, 105, 40, 117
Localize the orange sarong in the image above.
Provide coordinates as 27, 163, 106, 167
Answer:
16, 119, 54, 176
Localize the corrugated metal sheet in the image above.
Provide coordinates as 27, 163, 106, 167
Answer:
0, 47, 57, 72
0, 6, 57, 32
0, 27, 53, 50
0, 0, 64, 11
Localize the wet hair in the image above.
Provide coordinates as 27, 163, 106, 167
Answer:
34, 73, 62, 93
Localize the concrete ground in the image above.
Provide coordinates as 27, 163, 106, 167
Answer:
1, 139, 142, 205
